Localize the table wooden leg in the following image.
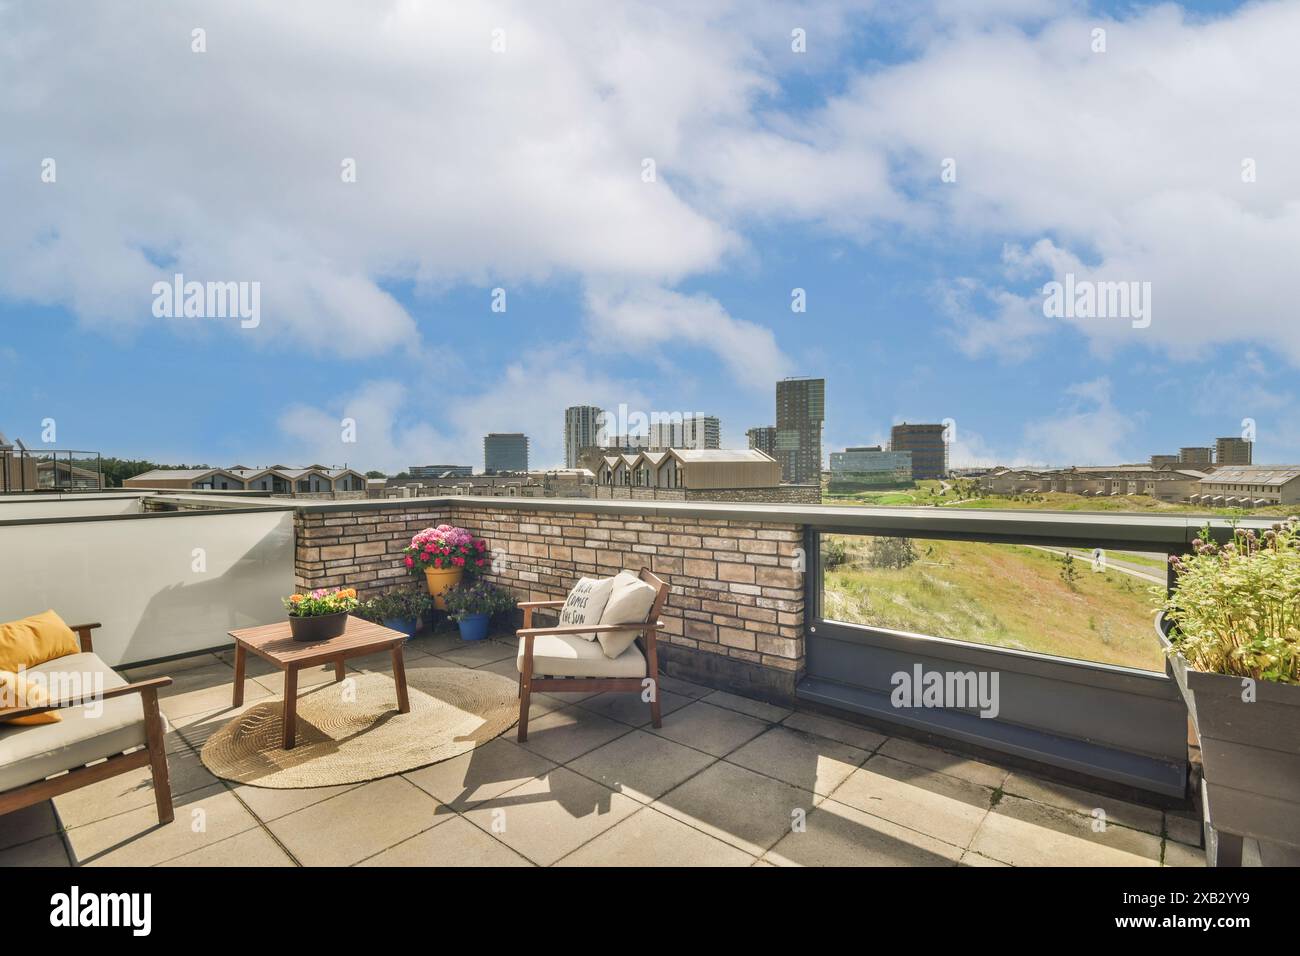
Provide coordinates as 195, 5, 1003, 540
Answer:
392, 644, 410, 714
232, 644, 246, 707
335, 659, 346, 681
282, 665, 298, 750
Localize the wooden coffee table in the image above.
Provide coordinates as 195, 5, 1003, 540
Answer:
228, 618, 411, 750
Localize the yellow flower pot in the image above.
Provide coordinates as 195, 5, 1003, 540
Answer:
424, 566, 463, 609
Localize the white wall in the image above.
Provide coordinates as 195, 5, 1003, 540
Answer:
0, 509, 294, 666
0, 494, 142, 520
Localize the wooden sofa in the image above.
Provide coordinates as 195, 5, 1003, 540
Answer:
0, 623, 174, 825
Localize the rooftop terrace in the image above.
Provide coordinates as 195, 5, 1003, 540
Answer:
1, 491, 1294, 867
3, 626, 1210, 867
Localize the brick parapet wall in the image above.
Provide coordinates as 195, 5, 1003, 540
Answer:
294, 503, 449, 593
292, 498, 809, 700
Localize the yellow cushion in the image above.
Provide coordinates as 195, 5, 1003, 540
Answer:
0, 610, 81, 673
0, 670, 61, 726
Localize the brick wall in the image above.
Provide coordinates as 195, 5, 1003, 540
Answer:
293, 498, 808, 702
295, 503, 449, 592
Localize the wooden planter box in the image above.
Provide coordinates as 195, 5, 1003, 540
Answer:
1156, 612, 1300, 852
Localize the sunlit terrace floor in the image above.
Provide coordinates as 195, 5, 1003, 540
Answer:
2, 627, 1213, 868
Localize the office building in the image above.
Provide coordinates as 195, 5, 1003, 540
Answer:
1214, 437, 1253, 466
1179, 447, 1213, 467
484, 433, 529, 473
604, 434, 653, 452
747, 426, 776, 456
409, 464, 472, 478
890, 423, 948, 481
647, 414, 720, 450
564, 405, 604, 469
1150, 454, 1180, 468
830, 447, 913, 489
775, 377, 825, 484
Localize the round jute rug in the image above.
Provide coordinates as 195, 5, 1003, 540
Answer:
200, 668, 519, 788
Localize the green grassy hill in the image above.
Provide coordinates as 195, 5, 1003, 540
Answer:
822, 536, 1164, 671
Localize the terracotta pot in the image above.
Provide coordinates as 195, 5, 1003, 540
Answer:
424, 566, 463, 609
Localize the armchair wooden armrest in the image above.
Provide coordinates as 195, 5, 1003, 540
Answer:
68, 622, 101, 654
519, 600, 565, 632
0, 676, 173, 722
516, 621, 660, 638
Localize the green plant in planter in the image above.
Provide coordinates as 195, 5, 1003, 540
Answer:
1162, 518, 1300, 683
356, 586, 432, 624
1158, 516, 1300, 862
443, 580, 516, 622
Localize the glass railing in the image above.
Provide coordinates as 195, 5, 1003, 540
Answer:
820, 533, 1166, 671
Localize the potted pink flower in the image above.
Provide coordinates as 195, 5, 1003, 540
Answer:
403, 524, 489, 608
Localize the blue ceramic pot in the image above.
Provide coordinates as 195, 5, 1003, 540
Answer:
457, 613, 490, 642
382, 617, 419, 637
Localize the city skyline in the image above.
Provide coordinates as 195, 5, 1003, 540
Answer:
0, 388, 1268, 476
5, 2, 1299, 472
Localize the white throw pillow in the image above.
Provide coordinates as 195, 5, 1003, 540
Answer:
596, 571, 660, 659
558, 576, 615, 641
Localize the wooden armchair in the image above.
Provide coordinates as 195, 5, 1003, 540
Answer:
515, 568, 669, 742
0, 622, 174, 825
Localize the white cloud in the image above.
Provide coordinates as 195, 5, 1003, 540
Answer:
584, 284, 789, 390
277, 355, 652, 472
936, 274, 1052, 362
761, 2, 1300, 364
5, 0, 1299, 387
944, 426, 1005, 469
1017, 377, 1138, 466
0, 0, 756, 359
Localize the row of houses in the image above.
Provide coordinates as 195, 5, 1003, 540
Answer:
123, 466, 369, 497
981, 465, 1208, 501
980, 463, 1300, 506
590, 447, 817, 503
1187, 465, 1300, 507
380, 469, 596, 499
595, 448, 779, 489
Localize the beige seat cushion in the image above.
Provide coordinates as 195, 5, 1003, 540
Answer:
596, 571, 660, 659
0, 652, 149, 793
518, 633, 646, 679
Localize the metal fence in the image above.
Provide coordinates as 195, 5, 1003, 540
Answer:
0, 447, 103, 493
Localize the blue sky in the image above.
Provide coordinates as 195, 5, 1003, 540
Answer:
2, 0, 1297, 472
